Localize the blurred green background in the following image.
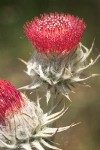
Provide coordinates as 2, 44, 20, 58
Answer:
0, 0, 100, 150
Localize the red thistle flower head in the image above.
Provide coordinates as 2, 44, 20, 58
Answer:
0, 80, 24, 121
24, 13, 86, 54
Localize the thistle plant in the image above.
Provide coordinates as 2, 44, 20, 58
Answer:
21, 13, 100, 102
0, 12, 99, 150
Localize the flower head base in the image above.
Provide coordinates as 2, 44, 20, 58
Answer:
0, 80, 24, 121
0, 81, 75, 150
20, 41, 100, 102
24, 13, 86, 54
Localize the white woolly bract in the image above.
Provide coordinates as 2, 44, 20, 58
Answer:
0, 95, 74, 150
20, 42, 100, 102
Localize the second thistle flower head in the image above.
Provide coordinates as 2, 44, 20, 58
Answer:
24, 13, 86, 54
0, 79, 74, 150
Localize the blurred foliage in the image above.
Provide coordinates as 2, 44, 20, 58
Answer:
0, 0, 100, 150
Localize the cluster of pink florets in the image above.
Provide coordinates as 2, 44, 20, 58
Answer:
24, 13, 86, 54
0, 80, 24, 121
